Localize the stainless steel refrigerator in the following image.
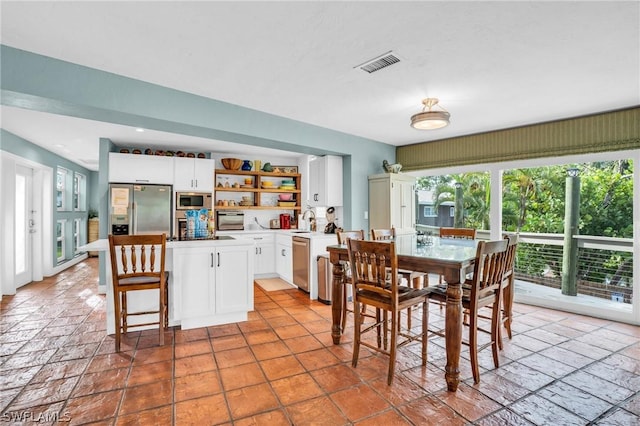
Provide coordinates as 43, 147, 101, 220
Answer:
108, 184, 172, 236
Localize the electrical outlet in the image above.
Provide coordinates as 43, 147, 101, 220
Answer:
364, 211, 368, 220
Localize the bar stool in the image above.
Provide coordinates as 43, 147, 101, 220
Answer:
336, 230, 367, 331
108, 234, 169, 352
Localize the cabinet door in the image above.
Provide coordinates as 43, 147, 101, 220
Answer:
309, 156, 343, 207
258, 242, 276, 274
399, 180, 415, 232
173, 157, 196, 191
109, 153, 174, 184
192, 159, 215, 191
276, 242, 293, 283
308, 157, 322, 206
215, 245, 253, 313
174, 248, 216, 319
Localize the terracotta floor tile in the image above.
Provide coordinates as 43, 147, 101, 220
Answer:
211, 333, 247, 352
175, 370, 221, 402
258, 307, 288, 319
226, 382, 280, 419
286, 395, 348, 426
251, 341, 292, 361
238, 319, 271, 334
219, 362, 266, 391
174, 339, 212, 358
86, 353, 134, 373
65, 389, 122, 425
0, 365, 43, 391
175, 393, 229, 424
621, 393, 640, 416
270, 373, 324, 405
266, 314, 299, 328
310, 364, 362, 393
233, 409, 291, 426
49, 342, 100, 362
470, 371, 530, 405
174, 353, 216, 377
115, 404, 173, 425
3, 348, 57, 369
72, 367, 130, 397
585, 361, 640, 391
127, 359, 172, 387
398, 395, 467, 425
369, 374, 430, 406
260, 355, 305, 381
283, 335, 324, 354
132, 345, 173, 365
207, 322, 241, 338
174, 327, 209, 343
355, 409, 412, 425
493, 362, 554, 392
435, 383, 503, 422
0, 388, 21, 413
517, 353, 578, 378
274, 324, 310, 340
216, 347, 256, 368
331, 383, 390, 421
296, 347, 341, 371
244, 329, 280, 345
119, 379, 172, 415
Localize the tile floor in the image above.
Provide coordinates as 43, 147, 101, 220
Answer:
1, 258, 640, 425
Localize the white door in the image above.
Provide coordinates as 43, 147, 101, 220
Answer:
15, 165, 34, 287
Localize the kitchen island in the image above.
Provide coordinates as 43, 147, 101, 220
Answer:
79, 237, 255, 333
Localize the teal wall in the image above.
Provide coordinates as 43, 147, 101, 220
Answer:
1, 45, 395, 231
1, 129, 93, 265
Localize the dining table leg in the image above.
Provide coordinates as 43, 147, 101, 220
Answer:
444, 268, 463, 392
330, 255, 345, 345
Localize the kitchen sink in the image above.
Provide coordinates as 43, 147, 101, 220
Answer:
290, 230, 311, 234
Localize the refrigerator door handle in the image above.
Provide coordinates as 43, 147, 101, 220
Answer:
132, 202, 137, 235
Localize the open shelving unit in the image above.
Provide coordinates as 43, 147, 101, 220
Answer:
214, 169, 302, 211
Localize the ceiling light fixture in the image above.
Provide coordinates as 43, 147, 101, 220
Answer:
410, 98, 450, 130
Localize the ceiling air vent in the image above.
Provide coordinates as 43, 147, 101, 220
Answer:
355, 51, 401, 74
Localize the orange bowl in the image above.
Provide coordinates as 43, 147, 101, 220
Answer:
221, 158, 242, 170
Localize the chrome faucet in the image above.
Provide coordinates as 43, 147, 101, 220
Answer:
302, 208, 316, 231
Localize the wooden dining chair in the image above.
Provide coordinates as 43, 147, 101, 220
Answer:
371, 228, 427, 330
428, 239, 508, 383
347, 239, 432, 385
108, 234, 169, 352
438, 227, 477, 284
336, 230, 368, 331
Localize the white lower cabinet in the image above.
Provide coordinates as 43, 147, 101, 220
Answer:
245, 234, 275, 275
276, 235, 293, 283
173, 244, 253, 329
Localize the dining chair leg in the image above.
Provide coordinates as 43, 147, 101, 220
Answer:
341, 283, 348, 332
159, 286, 165, 347
352, 299, 362, 368
491, 301, 501, 369
121, 292, 128, 334
387, 311, 398, 385
114, 290, 122, 352
469, 311, 480, 384
421, 299, 428, 366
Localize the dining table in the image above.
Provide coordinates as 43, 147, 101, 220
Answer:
326, 234, 478, 392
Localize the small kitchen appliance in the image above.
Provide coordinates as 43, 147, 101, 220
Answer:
279, 214, 291, 229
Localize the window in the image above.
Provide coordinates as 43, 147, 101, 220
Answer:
73, 218, 82, 255
73, 173, 86, 211
423, 206, 436, 217
56, 220, 66, 263
450, 207, 455, 217
56, 168, 67, 210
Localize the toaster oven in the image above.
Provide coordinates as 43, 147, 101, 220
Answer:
216, 210, 244, 230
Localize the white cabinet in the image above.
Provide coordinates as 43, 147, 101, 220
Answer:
368, 173, 416, 235
242, 233, 275, 275
276, 234, 293, 283
173, 244, 253, 329
109, 153, 174, 184
174, 157, 215, 191
308, 155, 343, 207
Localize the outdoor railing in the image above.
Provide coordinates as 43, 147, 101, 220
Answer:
416, 226, 634, 304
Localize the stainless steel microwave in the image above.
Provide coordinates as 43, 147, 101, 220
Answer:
175, 192, 212, 210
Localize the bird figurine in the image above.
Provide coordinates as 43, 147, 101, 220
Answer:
382, 159, 392, 173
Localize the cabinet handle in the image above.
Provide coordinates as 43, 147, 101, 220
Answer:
255, 247, 258, 255
259, 248, 262, 254
195, 179, 198, 187
217, 253, 220, 267
281, 249, 286, 256
210, 253, 214, 268
191, 179, 194, 187
135, 179, 150, 183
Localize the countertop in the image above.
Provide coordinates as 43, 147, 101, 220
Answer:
217, 229, 338, 240
78, 236, 255, 251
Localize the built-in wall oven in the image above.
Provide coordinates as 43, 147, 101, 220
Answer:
174, 192, 212, 240
216, 211, 244, 231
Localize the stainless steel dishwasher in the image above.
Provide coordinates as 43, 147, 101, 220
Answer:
292, 236, 310, 292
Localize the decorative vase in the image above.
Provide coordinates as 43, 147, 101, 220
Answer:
241, 160, 253, 171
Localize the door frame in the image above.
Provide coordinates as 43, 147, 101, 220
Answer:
0, 151, 52, 297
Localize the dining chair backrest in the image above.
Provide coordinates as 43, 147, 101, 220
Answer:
502, 234, 518, 281
347, 239, 399, 306
371, 228, 395, 241
109, 234, 167, 281
439, 227, 476, 240
337, 229, 365, 245
468, 239, 508, 305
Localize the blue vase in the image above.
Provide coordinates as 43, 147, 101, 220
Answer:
241, 160, 253, 171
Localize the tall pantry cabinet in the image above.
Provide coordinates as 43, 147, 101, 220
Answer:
368, 173, 416, 235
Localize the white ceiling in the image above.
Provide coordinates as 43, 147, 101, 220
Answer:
1, 1, 638, 171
